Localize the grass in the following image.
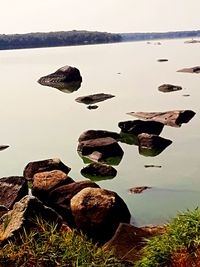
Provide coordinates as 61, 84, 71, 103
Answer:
0, 217, 127, 267
134, 208, 200, 267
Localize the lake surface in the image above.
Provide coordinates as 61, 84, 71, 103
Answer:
0, 39, 200, 226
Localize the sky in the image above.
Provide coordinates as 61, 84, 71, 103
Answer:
1, 0, 200, 34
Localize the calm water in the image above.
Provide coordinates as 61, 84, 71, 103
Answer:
1, 39, 200, 226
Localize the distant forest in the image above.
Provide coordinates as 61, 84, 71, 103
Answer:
0, 30, 200, 50
0, 31, 121, 50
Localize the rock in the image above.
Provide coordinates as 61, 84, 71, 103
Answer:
144, 164, 162, 168
103, 223, 151, 263
157, 59, 168, 62
70, 187, 131, 243
48, 181, 100, 224
138, 133, 172, 157
0, 176, 28, 210
184, 40, 200, 44
87, 105, 98, 110
23, 158, 71, 180
158, 84, 182, 93
38, 65, 82, 93
81, 163, 117, 181
75, 93, 115, 105
32, 170, 74, 203
118, 120, 164, 135
78, 137, 124, 165
128, 186, 151, 194
78, 130, 120, 142
177, 66, 200, 73
0, 195, 62, 243
119, 132, 139, 146
127, 110, 195, 127
0, 145, 9, 151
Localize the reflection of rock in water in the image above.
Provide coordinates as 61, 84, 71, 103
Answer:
75, 93, 115, 106
138, 133, 172, 157
38, 65, 82, 93
118, 120, 164, 135
127, 110, 195, 127
0, 145, 9, 151
81, 163, 117, 181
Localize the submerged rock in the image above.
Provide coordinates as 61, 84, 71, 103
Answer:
0, 145, 9, 151
23, 158, 71, 181
75, 93, 115, 105
70, 187, 131, 243
158, 84, 182, 93
118, 120, 164, 135
81, 163, 117, 181
78, 130, 120, 142
128, 186, 151, 194
138, 133, 172, 157
127, 110, 195, 127
177, 66, 200, 73
38, 65, 82, 93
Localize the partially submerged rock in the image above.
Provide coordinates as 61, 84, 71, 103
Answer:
144, 164, 162, 168
129, 186, 151, 194
118, 120, 164, 135
78, 130, 120, 142
127, 110, 195, 127
0, 195, 62, 243
184, 40, 200, 44
158, 84, 182, 93
81, 163, 117, 181
0, 145, 9, 151
75, 93, 115, 105
23, 158, 71, 180
38, 65, 82, 93
70, 187, 131, 243
157, 59, 168, 62
138, 133, 172, 157
0, 176, 28, 210
177, 66, 200, 73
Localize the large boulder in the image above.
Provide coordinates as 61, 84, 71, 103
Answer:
23, 158, 71, 180
48, 181, 100, 224
118, 120, 164, 135
70, 187, 131, 243
81, 163, 117, 181
38, 65, 82, 93
78, 130, 120, 142
78, 137, 124, 165
32, 170, 74, 203
127, 110, 195, 127
0, 176, 28, 216
158, 84, 182, 93
0, 195, 62, 243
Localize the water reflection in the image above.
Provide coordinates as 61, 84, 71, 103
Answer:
38, 80, 82, 93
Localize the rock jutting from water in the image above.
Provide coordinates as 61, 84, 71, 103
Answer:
158, 84, 182, 93
177, 66, 200, 73
128, 186, 152, 194
75, 93, 115, 106
38, 65, 82, 93
157, 59, 168, 62
127, 110, 195, 127
0, 145, 9, 151
78, 129, 120, 142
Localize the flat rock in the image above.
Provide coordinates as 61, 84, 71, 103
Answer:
127, 110, 195, 127
32, 170, 74, 203
138, 133, 172, 157
71, 187, 131, 243
184, 40, 200, 44
157, 59, 168, 62
78, 130, 120, 142
118, 120, 164, 135
177, 66, 200, 73
158, 84, 182, 93
48, 181, 100, 224
23, 158, 71, 180
0, 145, 9, 151
81, 163, 117, 181
128, 186, 151, 194
0, 195, 62, 243
75, 93, 115, 105
0, 176, 28, 210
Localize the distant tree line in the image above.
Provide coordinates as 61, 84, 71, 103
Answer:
0, 30, 122, 50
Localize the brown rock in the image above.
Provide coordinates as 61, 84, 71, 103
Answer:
0, 176, 28, 210
23, 158, 71, 180
158, 84, 182, 93
48, 181, 100, 224
177, 66, 200, 73
78, 130, 120, 142
81, 163, 117, 181
32, 170, 74, 203
129, 186, 151, 194
75, 93, 115, 105
70, 187, 131, 243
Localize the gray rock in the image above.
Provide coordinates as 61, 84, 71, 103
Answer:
70, 187, 131, 243
23, 158, 71, 180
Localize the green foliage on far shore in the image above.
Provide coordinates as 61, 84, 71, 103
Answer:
0, 217, 126, 267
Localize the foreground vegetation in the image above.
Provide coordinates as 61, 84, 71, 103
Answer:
135, 208, 200, 267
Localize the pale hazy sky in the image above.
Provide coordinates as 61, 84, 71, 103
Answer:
1, 0, 200, 34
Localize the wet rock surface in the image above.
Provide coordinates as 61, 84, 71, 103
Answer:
158, 84, 182, 93
157, 59, 168, 62
75, 93, 115, 105
23, 158, 71, 180
70, 187, 131, 243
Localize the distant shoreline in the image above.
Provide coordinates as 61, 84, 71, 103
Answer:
0, 29, 200, 51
